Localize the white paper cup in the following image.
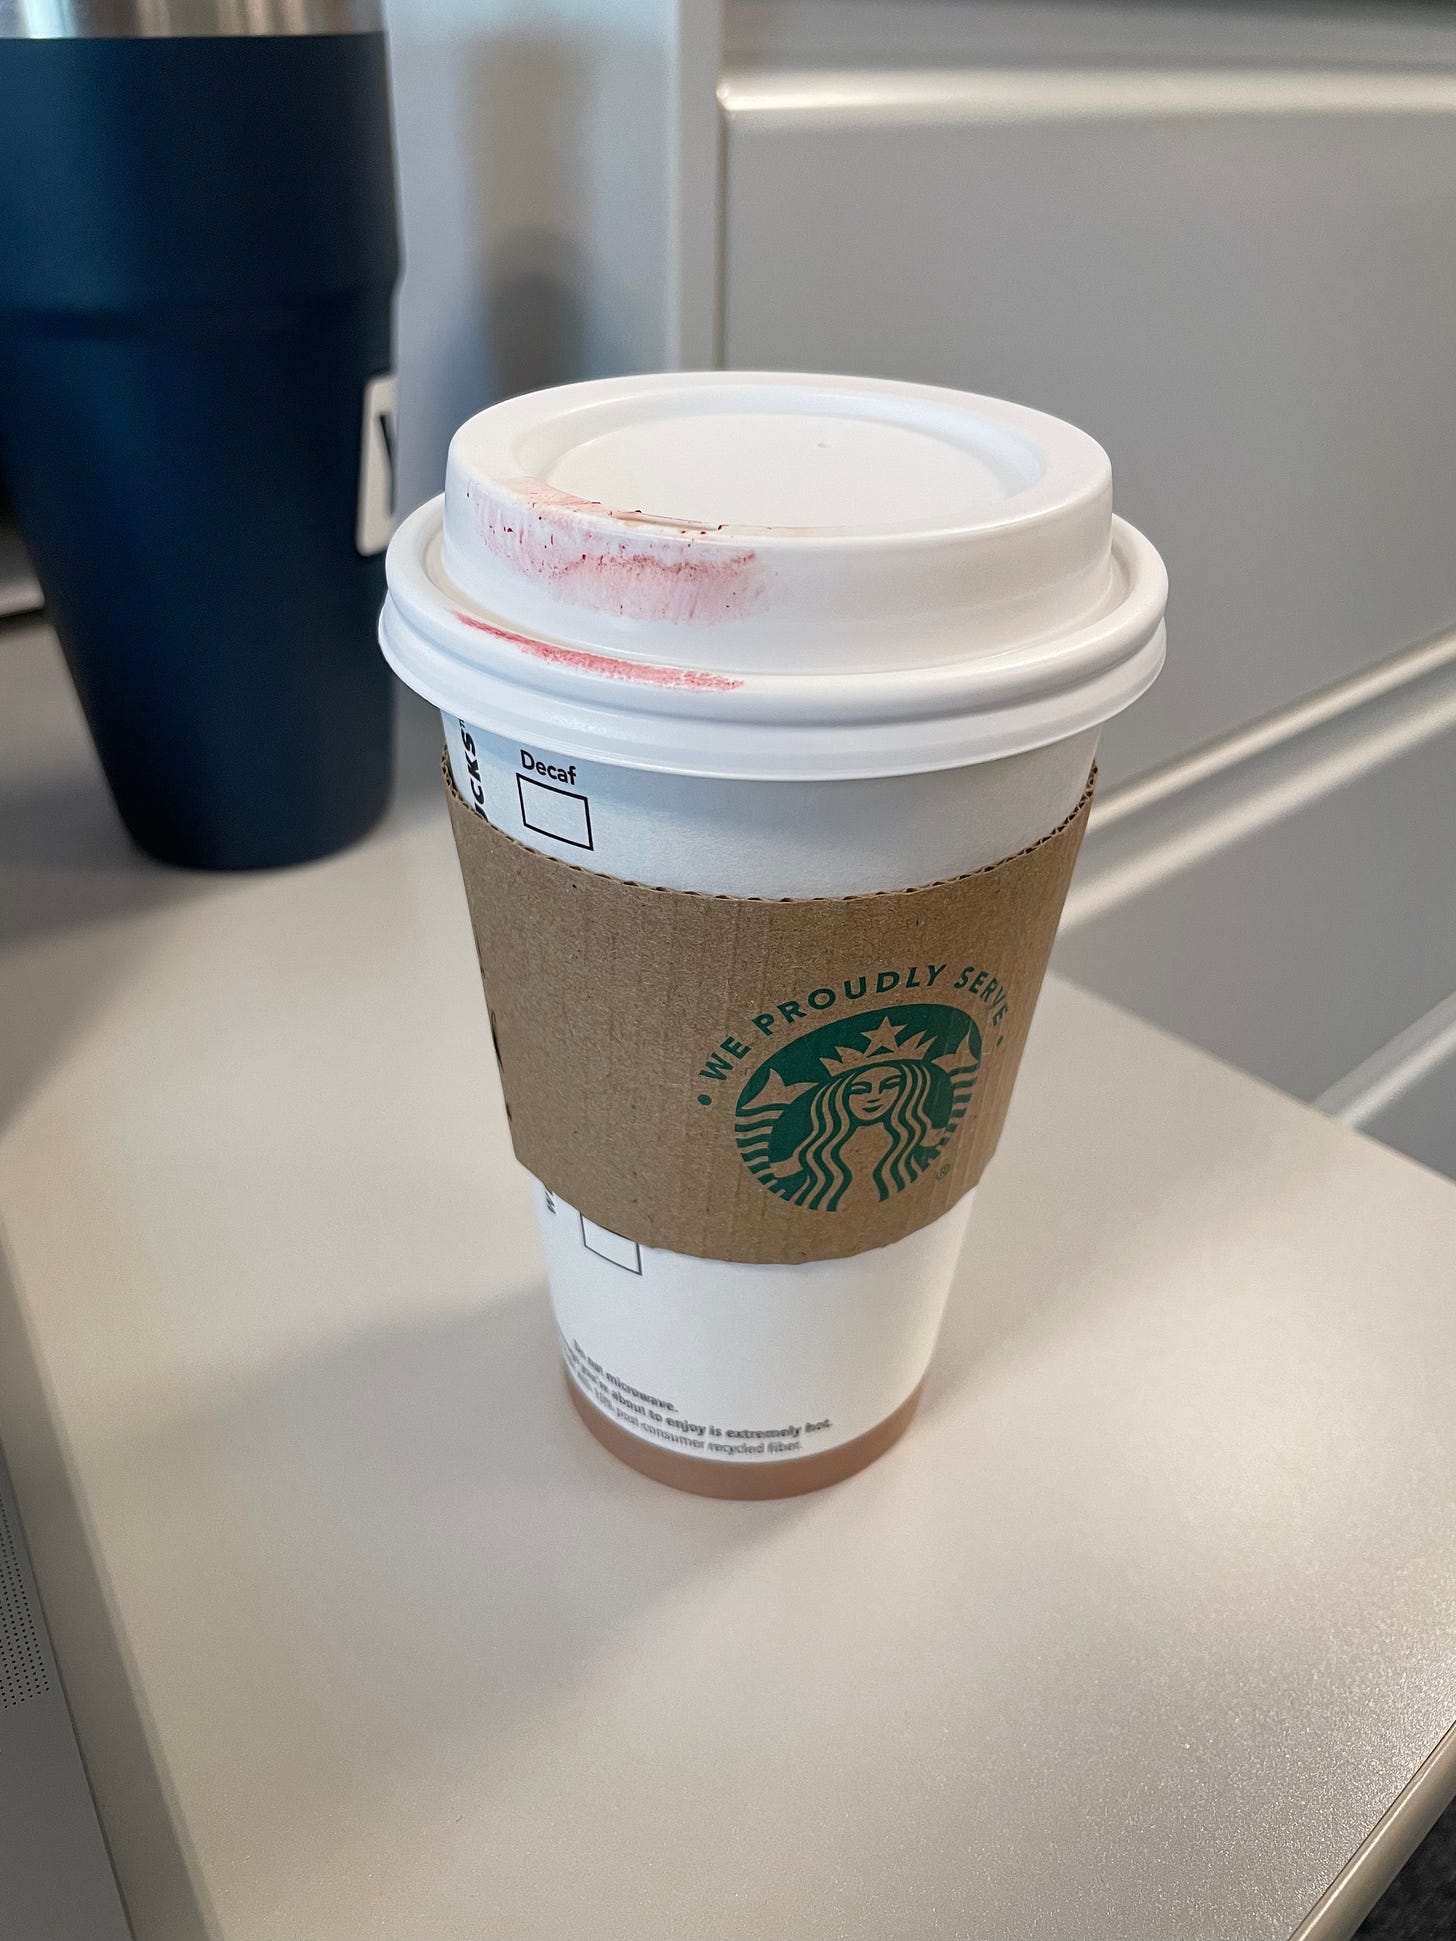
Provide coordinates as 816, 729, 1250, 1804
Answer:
382, 372, 1167, 1495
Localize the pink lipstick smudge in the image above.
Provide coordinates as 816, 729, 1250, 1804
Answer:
474, 478, 764, 625
452, 611, 742, 692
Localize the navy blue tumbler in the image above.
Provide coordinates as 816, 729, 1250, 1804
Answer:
0, 0, 400, 869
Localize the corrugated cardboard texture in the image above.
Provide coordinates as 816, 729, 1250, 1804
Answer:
446, 766, 1093, 1264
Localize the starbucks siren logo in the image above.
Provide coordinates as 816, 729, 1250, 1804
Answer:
734, 1004, 980, 1212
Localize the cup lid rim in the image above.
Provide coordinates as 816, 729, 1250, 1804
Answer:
447, 370, 1112, 554
380, 493, 1167, 780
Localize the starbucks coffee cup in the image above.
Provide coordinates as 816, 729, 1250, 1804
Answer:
380, 372, 1166, 1498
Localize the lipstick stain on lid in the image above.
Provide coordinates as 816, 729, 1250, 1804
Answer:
473, 476, 765, 625
452, 611, 742, 692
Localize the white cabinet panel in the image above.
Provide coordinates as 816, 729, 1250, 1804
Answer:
726, 0, 1456, 70
721, 70, 1456, 786
1362, 1044, 1456, 1184
1053, 723, 1456, 1104
1317, 990, 1456, 1182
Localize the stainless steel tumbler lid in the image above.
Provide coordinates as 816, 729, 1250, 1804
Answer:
0, 0, 380, 33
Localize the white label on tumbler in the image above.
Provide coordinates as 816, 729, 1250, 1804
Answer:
356, 372, 398, 556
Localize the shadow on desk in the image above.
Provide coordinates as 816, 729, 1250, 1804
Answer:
0, 746, 225, 1131
0, 1253, 813, 1930
0, 676, 445, 948
0, 671, 446, 1135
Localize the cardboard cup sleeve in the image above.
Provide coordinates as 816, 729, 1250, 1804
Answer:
445, 763, 1094, 1266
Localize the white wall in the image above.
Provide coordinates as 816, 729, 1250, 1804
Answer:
382, 0, 717, 516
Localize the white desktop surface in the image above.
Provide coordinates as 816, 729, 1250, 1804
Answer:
1, 621, 1454, 1941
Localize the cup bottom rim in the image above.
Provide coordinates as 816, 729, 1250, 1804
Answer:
563, 1367, 925, 1499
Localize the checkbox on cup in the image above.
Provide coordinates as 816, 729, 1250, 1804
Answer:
517, 773, 593, 849
579, 1216, 641, 1275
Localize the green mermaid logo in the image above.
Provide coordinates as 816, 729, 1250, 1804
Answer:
735, 1004, 980, 1212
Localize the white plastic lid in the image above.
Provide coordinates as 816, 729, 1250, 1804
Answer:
380, 371, 1167, 779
